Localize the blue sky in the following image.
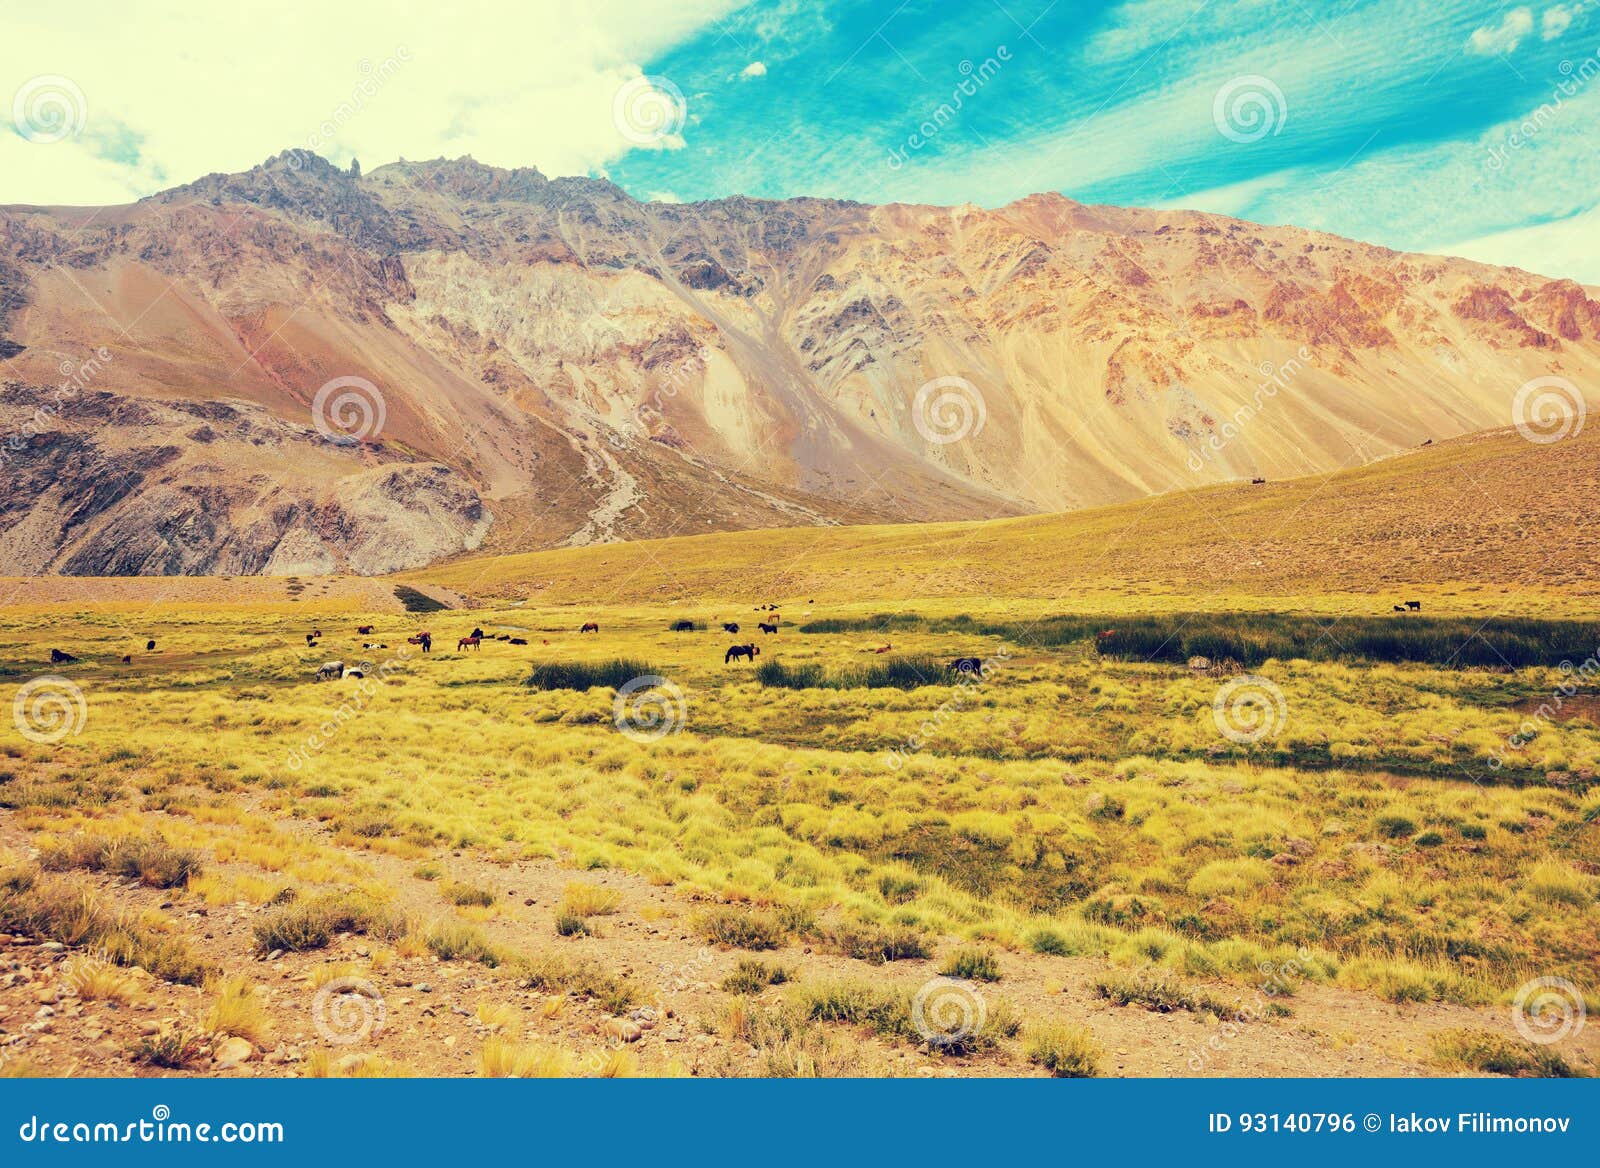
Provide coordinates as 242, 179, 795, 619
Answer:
604, 0, 1600, 277
4, 1, 1597, 278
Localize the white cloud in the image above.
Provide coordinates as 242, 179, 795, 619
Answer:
739, 61, 768, 78
1542, 4, 1576, 39
0, 0, 741, 206
1442, 203, 1600, 282
1467, 7, 1535, 55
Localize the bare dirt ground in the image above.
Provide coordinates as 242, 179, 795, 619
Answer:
4, 810, 1590, 1080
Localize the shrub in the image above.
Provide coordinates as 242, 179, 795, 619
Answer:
756, 656, 949, 691
797, 979, 1017, 1055
252, 891, 406, 953
554, 910, 590, 937
442, 881, 496, 908
426, 919, 501, 966
1431, 1030, 1578, 1078
526, 660, 661, 691
40, 832, 202, 889
823, 921, 930, 964
722, 958, 792, 995
559, 882, 621, 917
1460, 823, 1488, 840
940, 947, 1001, 982
204, 975, 269, 1043
1093, 971, 1267, 1019
1375, 814, 1417, 839
132, 1027, 209, 1070
0, 863, 210, 985
1025, 1023, 1102, 1077
695, 906, 785, 950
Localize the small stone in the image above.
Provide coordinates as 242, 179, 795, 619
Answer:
214, 1037, 255, 1069
37, 987, 58, 1005
266, 949, 285, 962
40, 942, 66, 953
602, 1018, 644, 1043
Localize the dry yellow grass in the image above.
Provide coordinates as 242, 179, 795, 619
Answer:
203, 975, 269, 1044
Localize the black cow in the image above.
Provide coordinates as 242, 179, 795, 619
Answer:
1405, 600, 1421, 611
725, 644, 760, 663
509, 638, 528, 645
758, 622, 778, 634
670, 620, 696, 632
1393, 605, 1406, 613
120, 654, 131, 665
145, 639, 156, 651
949, 657, 984, 677
722, 622, 740, 634
49, 648, 78, 664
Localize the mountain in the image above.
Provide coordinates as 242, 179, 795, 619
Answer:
401, 422, 1600, 608
2, 150, 1597, 576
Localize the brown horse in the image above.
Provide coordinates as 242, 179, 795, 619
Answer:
458, 635, 481, 651
407, 632, 432, 653
580, 622, 600, 633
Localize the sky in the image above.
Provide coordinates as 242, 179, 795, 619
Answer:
4, 0, 1598, 280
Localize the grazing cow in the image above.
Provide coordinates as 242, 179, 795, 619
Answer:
1421, 438, 1433, 446
458, 635, 482, 651
145, 639, 156, 651
48, 648, 77, 664
725, 644, 760, 663
120, 654, 131, 665
316, 661, 343, 681
1405, 600, 1422, 611
949, 657, 984, 676
357, 625, 373, 635
313, 629, 322, 638
305, 634, 317, 645
1393, 605, 1406, 613
509, 638, 528, 646
1251, 477, 1267, 485
581, 622, 600, 633
407, 632, 432, 653
343, 666, 365, 679
722, 622, 740, 633
670, 620, 696, 632
758, 622, 778, 635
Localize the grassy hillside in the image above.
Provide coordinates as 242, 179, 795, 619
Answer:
403, 426, 1600, 615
